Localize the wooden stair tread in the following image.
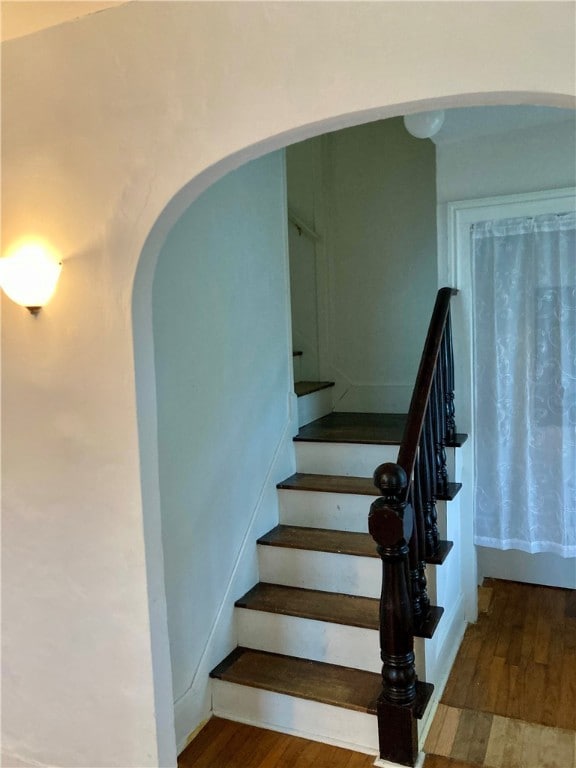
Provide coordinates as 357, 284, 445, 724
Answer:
426, 540, 453, 565
210, 647, 381, 714
278, 472, 377, 496
258, 524, 377, 558
294, 381, 335, 397
236, 581, 445, 639
295, 411, 406, 445
277, 472, 462, 501
236, 582, 380, 629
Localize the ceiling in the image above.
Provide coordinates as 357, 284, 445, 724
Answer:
433, 105, 575, 145
1, 1, 128, 42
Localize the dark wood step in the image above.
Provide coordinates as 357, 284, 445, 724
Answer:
437, 483, 462, 502
236, 581, 445, 639
294, 412, 468, 448
259, 525, 453, 570
258, 524, 377, 558
278, 472, 377, 496
426, 540, 454, 566
294, 381, 335, 397
277, 472, 462, 502
210, 647, 381, 714
446, 433, 468, 447
295, 412, 406, 445
210, 647, 432, 719
236, 582, 379, 629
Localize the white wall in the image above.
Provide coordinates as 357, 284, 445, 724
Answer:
1, 2, 574, 765
152, 151, 294, 748
287, 118, 437, 412
436, 117, 576, 589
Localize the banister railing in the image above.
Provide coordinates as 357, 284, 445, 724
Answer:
368, 287, 458, 767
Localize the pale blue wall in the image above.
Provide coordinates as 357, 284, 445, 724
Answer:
152, 151, 295, 746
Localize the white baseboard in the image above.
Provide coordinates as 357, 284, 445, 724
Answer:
374, 753, 425, 768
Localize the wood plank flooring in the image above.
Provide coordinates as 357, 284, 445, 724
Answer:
425, 704, 576, 767
178, 718, 375, 768
441, 578, 576, 731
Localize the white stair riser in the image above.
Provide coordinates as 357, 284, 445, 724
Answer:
212, 680, 379, 754
236, 609, 381, 672
258, 546, 380, 598
279, 489, 371, 532
237, 608, 427, 680
295, 442, 397, 476
297, 388, 333, 428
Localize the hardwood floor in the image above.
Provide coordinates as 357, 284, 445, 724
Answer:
424, 578, 576, 767
441, 579, 576, 731
177, 718, 375, 768
424, 705, 576, 767
179, 579, 576, 767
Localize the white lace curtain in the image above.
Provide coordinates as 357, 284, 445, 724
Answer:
472, 212, 576, 557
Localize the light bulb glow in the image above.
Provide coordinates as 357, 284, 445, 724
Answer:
403, 110, 446, 139
0, 240, 62, 310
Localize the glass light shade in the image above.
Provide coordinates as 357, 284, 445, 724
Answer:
403, 110, 445, 139
0, 241, 62, 311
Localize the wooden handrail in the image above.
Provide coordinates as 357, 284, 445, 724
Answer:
397, 287, 458, 487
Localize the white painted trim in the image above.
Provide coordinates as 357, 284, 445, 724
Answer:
443, 187, 576, 286
438, 186, 576, 609
417, 594, 467, 747
374, 754, 425, 768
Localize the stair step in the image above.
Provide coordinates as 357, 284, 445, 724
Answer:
295, 381, 335, 397
277, 472, 462, 502
447, 433, 468, 447
210, 647, 380, 714
236, 582, 379, 629
259, 524, 453, 569
258, 524, 377, 558
211, 647, 433, 721
295, 412, 406, 445
236, 581, 444, 640
427, 539, 454, 565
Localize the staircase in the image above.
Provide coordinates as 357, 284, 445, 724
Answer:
210, 289, 464, 766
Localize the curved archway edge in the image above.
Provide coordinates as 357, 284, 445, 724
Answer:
2, 3, 574, 767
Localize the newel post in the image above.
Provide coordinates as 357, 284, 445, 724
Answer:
369, 463, 416, 706
369, 463, 428, 767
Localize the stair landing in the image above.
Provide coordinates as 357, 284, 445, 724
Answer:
295, 411, 468, 447
295, 412, 406, 445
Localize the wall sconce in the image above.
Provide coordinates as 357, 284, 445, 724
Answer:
403, 110, 445, 139
0, 240, 62, 314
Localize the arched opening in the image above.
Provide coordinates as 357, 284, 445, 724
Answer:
132, 96, 575, 761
